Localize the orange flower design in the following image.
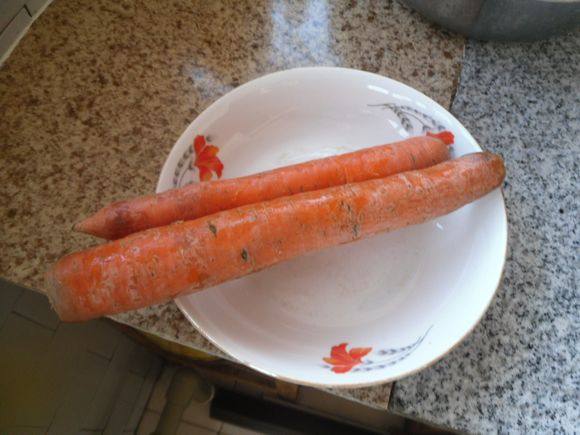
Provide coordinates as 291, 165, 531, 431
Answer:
193, 135, 224, 181
323, 343, 372, 374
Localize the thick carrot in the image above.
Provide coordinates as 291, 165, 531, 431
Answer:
48, 152, 505, 322
76, 133, 454, 239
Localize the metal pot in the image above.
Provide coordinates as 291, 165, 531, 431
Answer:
400, 0, 580, 41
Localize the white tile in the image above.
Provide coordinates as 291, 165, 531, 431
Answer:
0, 313, 55, 427
28, 323, 91, 427
148, 357, 163, 377
219, 423, 263, 435
128, 344, 157, 377
126, 403, 148, 433
47, 352, 110, 434
0, 278, 23, 328
177, 421, 217, 435
52, 321, 92, 348
82, 377, 124, 429
48, 323, 95, 386
53, 318, 125, 362
85, 320, 123, 360
118, 372, 145, 404
103, 400, 134, 435
77, 350, 110, 379
110, 333, 139, 368
13, 288, 59, 330
136, 410, 160, 435
83, 335, 137, 429
125, 361, 162, 432
146, 365, 177, 412
0, 299, 152, 434
181, 400, 222, 431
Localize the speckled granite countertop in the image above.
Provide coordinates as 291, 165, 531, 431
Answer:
391, 33, 580, 433
1, 0, 577, 430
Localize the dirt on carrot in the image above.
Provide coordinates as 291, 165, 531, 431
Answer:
76, 133, 454, 239
49, 151, 504, 322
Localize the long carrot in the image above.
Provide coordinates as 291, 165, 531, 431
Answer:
48, 152, 505, 322
76, 133, 454, 239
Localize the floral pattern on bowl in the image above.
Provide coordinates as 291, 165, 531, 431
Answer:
173, 135, 223, 187
369, 102, 446, 134
323, 326, 432, 374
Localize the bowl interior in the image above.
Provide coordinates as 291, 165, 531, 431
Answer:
158, 68, 507, 387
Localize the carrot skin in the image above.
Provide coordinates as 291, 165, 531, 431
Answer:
49, 152, 504, 322
76, 135, 452, 239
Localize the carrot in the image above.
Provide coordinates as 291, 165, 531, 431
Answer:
76, 133, 454, 239
48, 152, 504, 322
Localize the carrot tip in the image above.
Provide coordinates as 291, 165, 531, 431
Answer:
74, 216, 107, 238
427, 131, 455, 146
73, 219, 90, 234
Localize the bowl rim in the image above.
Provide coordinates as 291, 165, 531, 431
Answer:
161, 66, 509, 388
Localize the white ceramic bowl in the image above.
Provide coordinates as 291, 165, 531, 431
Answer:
157, 67, 507, 387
